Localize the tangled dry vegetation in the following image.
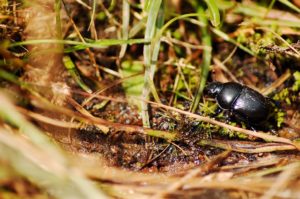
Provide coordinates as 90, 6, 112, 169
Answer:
1, 0, 300, 198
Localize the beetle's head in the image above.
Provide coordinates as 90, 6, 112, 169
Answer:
204, 82, 223, 97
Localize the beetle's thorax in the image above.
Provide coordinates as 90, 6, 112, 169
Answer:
216, 82, 243, 110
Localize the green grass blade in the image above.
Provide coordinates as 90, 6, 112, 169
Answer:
141, 0, 162, 128
234, 2, 300, 22
190, 7, 212, 113
150, 13, 203, 54
63, 56, 92, 93
108, 0, 116, 11
119, 0, 130, 58
129, 17, 147, 38
148, 1, 164, 103
55, 0, 62, 40
9, 38, 149, 49
205, 0, 220, 27
0, 69, 20, 85
249, 18, 300, 28
279, 0, 300, 13
143, 0, 151, 12
211, 28, 255, 56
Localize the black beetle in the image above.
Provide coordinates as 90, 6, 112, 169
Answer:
205, 82, 272, 125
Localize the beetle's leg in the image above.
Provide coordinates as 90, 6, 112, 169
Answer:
246, 120, 266, 132
212, 107, 223, 117
249, 125, 257, 132
267, 97, 280, 107
211, 106, 223, 118
224, 111, 234, 123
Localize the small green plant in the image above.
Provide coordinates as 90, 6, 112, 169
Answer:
274, 109, 285, 128
292, 71, 300, 92
273, 88, 292, 105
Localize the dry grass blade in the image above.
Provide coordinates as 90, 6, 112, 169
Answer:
220, 157, 282, 171
88, 0, 97, 39
261, 162, 300, 199
28, 93, 177, 141
212, 57, 239, 82
199, 139, 296, 153
80, 72, 143, 106
182, 179, 284, 197
76, 154, 171, 184
260, 70, 291, 95
75, 0, 91, 9
29, 86, 299, 151
151, 150, 231, 198
18, 107, 82, 129
147, 100, 299, 149
67, 96, 109, 133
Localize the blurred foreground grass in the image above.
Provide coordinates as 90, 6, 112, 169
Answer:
0, 94, 107, 199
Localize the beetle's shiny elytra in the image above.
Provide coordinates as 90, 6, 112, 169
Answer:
205, 82, 272, 124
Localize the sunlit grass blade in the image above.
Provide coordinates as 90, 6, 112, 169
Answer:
279, 0, 300, 13
248, 18, 300, 28
141, 0, 162, 128
148, 2, 164, 103
190, 7, 212, 113
205, 0, 220, 27
234, 2, 300, 22
119, 0, 130, 58
143, 0, 151, 12
129, 17, 147, 38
